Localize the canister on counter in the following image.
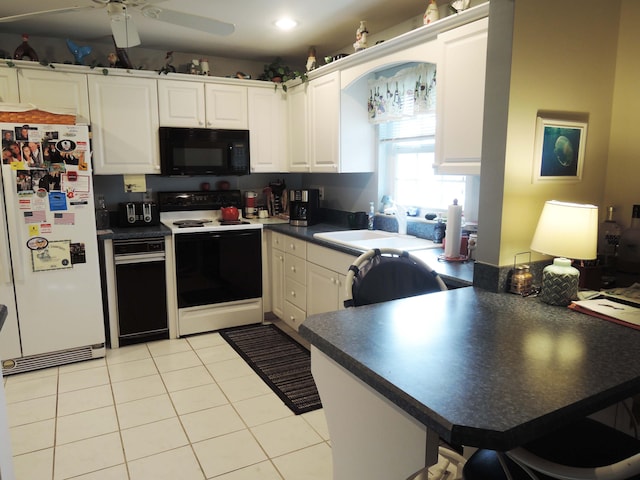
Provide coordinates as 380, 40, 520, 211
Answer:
510, 265, 533, 295
509, 252, 535, 295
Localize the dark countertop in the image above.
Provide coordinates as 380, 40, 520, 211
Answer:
299, 286, 640, 451
0, 304, 6, 333
264, 222, 474, 287
97, 224, 172, 240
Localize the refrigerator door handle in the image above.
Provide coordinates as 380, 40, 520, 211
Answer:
0, 240, 11, 285
7, 202, 24, 284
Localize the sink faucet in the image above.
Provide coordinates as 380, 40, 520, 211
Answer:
392, 202, 407, 235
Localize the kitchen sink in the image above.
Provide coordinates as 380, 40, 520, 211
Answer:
313, 230, 440, 252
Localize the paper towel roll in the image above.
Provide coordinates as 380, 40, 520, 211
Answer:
444, 201, 462, 258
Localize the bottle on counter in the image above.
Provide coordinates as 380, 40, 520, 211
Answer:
368, 201, 375, 230
95, 195, 110, 230
617, 204, 640, 273
597, 206, 621, 267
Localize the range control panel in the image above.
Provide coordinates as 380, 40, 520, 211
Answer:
157, 190, 242, 212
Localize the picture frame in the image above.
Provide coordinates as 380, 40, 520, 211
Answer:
533, 116, 587, 182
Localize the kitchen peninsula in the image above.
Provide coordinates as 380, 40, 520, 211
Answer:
299, 287, 640, 479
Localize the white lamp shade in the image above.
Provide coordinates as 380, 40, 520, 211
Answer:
531, 200, 598, 260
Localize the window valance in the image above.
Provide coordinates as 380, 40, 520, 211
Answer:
367, 63, 436, 124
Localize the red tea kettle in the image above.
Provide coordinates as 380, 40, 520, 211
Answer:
220, 206, 239, 222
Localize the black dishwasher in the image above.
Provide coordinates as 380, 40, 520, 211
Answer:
113, 237, 169, 346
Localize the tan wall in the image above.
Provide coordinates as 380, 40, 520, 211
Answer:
495, 0, 620, 266
604, 0, 640, 229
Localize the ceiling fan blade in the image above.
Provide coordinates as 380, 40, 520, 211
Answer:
0, 6, 93, 23
141, 6, 235, 36
108, 3, 141, 48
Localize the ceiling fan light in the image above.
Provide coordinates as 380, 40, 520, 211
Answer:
141, 6, 162, 20
275, 18, 298, 31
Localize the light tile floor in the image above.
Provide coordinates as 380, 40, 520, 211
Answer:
3, 328, 332, 480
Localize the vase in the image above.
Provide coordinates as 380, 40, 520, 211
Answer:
424, 0, 440, 25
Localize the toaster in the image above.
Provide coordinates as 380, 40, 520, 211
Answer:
118, 202, 160, 227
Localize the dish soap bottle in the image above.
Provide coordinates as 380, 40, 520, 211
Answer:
368, 201, 375, 230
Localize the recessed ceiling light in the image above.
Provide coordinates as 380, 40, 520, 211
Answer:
275, 18, 298, 31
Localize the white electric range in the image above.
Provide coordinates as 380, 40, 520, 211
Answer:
158, 191, 264, 336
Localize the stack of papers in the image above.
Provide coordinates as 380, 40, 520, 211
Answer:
570, 295, 640, 330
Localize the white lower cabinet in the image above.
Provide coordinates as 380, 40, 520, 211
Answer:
307, 243, 356, 315
307, 263, 347, 316
271, 232, 308, 331
270, 246, 285, 319
269, 233, 357, 327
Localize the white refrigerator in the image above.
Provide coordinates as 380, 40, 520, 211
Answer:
0, 122, 105, 375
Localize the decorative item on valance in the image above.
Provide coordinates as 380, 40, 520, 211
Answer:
367, 63, 436, 124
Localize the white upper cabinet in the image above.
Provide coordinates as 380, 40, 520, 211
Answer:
435, 17, 488, 175
308, 71, 341, 173
157, 79, 206, 127
290, 71, 375, 174
204, 83, 248, 129
287, 82, 310, 172
0, 67, 19, 103
88, 75, 160, 175
158, 80, 248, 129
248, 86, 288, 173
17, 69, 91, 124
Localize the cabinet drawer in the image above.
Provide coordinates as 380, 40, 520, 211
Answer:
272, 231, 285, 251
285, 253, 306, 284
307, 243, 357, 274
283, 301, 306, 332
285, 277, 306, 310
283, 235, 307, 259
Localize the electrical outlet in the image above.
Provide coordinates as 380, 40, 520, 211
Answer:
311, 185, 324, 200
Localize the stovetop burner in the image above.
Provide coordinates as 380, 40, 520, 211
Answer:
219, 221, 251, 226
173, 219, 213, 228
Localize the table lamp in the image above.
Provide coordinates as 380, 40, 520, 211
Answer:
530, 200, 598, 306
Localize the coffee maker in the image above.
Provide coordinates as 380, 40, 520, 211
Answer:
289, 189, 320, 226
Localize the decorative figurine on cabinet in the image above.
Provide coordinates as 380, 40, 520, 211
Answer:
450, 0, 470, 13
424, 0, 440, 25
159, 51, 176, 74
66, 39, 92, 65
353, 21, 369, 52
13, 34, 38, 61
306, 46, 317, 72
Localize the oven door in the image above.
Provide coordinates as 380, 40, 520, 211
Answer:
174, 229, 262, 308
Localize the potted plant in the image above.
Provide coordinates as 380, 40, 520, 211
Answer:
258, 57, 307, 92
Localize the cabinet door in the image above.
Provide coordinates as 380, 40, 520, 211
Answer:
248, 86, 287, 173
158, 79, 205, 127
287, 82, 310, 172
271, 247, 285, 319
435, 17, 488, 175
306, 262, 341, 316
308, 71, 340, 173
0, 67, 19, 103
204, 83, 248, 129
18, 69, 90, 124
88, 75, 160, 175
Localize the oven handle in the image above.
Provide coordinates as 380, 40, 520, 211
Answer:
199, 231, 258, 239
115, 253, 165, 265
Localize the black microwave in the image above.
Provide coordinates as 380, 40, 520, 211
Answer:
159, 127, 250, 176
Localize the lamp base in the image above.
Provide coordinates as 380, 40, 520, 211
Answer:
540, 258, 579, 306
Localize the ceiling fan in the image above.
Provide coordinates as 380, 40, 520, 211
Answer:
0, 0, 235, 48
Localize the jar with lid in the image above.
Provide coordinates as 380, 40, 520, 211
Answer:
510, 265, 533, 295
